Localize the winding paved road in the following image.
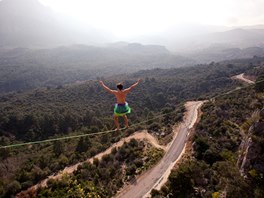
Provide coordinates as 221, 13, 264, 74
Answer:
116, 101, 204, 198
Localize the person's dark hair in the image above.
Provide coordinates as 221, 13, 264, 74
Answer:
117, 83, 123, 90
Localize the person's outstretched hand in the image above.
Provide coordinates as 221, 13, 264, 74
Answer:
99, 81, 103, 85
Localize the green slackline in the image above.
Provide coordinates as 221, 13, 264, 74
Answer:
0, 76, 262, 149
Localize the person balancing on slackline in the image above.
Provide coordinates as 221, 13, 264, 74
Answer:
99, 79, 140, 130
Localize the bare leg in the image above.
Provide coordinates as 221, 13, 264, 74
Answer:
114, 115, 120, 130
123, 115, 129, 128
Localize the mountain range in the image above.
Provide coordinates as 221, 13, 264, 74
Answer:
1, 0, 264, 52
0, 0, 264, 196
0, 0, 111, 47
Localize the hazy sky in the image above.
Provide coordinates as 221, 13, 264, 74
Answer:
39, 0, 264, 38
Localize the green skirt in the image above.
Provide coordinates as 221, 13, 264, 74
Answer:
114, 102, 131, 116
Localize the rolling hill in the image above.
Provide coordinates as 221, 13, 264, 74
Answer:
0, 43, 194, 94
1, 56, 264, 197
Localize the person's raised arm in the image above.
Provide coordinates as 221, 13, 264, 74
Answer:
124, 79, 140, 93
99, 81, 115, 94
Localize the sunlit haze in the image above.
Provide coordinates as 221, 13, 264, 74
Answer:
39, 0, 264, 39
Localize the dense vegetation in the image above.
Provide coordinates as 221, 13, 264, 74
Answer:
1, 46, 263, 95
0, 56, 263, 197
35, 139, 163, 197
0, 44, 194, 94
2, 57, 260, 142
154, 65, 264, 197
185, 46, 264, 63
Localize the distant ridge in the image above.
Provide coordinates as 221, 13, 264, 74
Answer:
0, 0, 110, 47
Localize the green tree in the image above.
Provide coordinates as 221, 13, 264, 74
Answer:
53, 140, 65, 156
255, 76, 264, 92
76, 137, 91, 153
168, 161, 194, 197
5, 180, 21, 197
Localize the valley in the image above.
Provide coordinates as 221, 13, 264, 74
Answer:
0, 0, 264, 196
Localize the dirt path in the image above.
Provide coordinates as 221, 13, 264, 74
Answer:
151, 101, 204, 192
232, 73, 255, 84
116, 101, 205, 198
18, 101, 203, 197
18, 130, 165, 195
232, 74, 255, 176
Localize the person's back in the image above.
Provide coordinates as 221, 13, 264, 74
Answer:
99, 80, 140, 130
114, 90, 127, 104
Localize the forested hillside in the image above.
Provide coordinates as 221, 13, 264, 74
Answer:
0, 56, 264, 197
2, 57, 261, 142
185, 46, 264, 63
153, 62, 264, 197
1, 45, 263, 95
1, 0, 264, 197
0, 44, 194, 94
